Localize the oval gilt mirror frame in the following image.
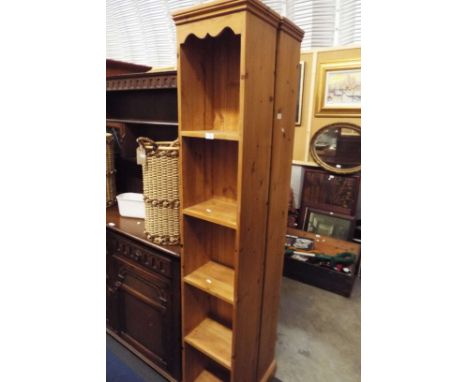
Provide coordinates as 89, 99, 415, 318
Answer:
309, 122, 361, 175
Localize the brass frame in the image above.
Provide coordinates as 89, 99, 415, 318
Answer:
309, 122, 361, 175
315, 59, 361, 118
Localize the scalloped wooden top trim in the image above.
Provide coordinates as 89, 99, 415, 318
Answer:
172, 0, 281, 29
180, 26, 241, 42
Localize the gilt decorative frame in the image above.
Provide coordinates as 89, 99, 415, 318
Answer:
315, 59, 361, 117
309, 123, 361, 175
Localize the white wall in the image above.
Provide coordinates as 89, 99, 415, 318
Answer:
290, 165, 305, 209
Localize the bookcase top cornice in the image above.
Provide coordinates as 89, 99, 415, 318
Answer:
279, 16, 304, 42
172, 0, 281, 29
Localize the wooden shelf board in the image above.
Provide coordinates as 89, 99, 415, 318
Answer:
184, 318, 232, 370
183, 198, 237, 229
194, 369, 224, 382
181, 130, 239, 141
106, 118, 178, 126
184, 261, 234, 304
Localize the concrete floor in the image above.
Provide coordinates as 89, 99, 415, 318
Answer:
107, 276, 360, 382
275, 277, 361, 382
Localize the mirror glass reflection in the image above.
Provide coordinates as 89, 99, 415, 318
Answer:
312, 125, 361, 170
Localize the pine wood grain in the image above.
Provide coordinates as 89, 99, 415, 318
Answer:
183, 197, 237, 229
230, 11, 278, 382
184, 261, 234, 304
257, 21, 303, 379
194, 369, 224, 382
185, 318, 233, 370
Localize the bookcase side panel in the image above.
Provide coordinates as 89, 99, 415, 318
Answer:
232, 12, 278, 382
257, 29, 302, 381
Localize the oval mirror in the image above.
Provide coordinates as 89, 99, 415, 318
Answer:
309, 123, 361, 174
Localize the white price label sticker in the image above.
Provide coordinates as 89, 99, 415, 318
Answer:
277, 113, 282, 120
205, 132, 214, 140
136, 146, 146, 165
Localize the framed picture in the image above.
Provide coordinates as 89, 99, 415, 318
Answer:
315, 60, 361, 117
302, 207, 354, 241
295, 61, 305, 126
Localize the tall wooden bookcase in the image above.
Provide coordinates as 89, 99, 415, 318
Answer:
173, 1, 303, 381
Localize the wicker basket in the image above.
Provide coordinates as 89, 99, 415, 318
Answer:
106, 133, 117, 207
137, 137, 180, 245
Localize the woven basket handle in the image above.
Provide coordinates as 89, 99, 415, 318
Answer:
136, 136, 156, 148
154, 139, 179, 147
137, 137, 179, 151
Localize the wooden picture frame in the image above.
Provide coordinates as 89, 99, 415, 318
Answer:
302, 207, 354, 241
295, 61, 305, 125
315, 60, 361, 117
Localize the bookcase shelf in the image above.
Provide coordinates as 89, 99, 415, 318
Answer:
180, 130, 239, 141
183, 198, 237, 229
185, 346, 230, 382
107, 118, 178, 126
184, 261, 234, 304
185, 318, 232, 370
194, 369, 224, 382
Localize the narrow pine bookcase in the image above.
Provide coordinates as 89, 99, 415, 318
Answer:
173, 1, 303, 381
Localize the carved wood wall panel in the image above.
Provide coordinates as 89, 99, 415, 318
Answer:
107, 73, 177, 91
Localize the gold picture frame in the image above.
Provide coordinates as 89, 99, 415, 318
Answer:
295, 61, 305, 126
315, 59, 361, 117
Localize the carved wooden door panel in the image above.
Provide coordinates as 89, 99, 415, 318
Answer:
112, 256, 172, 371
301, 169, 360, 216
106, 233, 119, 330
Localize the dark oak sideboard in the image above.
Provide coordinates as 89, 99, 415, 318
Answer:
106, 206, 181, 382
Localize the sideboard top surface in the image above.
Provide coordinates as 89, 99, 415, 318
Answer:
106, 206, 181, 258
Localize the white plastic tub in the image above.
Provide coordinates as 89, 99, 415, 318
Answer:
116, 193, 145, 219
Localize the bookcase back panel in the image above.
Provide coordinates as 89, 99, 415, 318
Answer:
184, 285, 233, 333
183, 217, 236, 270
180, 28, 240, 133
185, 345, 230, 382
182, 139, 238, 206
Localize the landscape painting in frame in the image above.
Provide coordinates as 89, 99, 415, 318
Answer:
324, 68, 361, 108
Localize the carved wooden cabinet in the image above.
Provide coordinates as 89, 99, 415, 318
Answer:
106, 66, 180, 380
107, 228, 181, 381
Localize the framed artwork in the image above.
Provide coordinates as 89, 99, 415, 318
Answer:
302, 207, 354, 241
295, 61, 305, 126
315, 60, 361, 117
